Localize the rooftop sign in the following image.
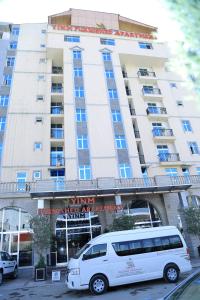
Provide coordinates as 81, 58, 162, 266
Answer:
52, 24, 155, 40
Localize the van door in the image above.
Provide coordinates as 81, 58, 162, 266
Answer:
79, 243, 109, 286
1, 252, 15, 275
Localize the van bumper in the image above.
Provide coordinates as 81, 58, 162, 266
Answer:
66, 274, 88, 291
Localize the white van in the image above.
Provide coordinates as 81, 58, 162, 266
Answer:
66, 226, 192, 295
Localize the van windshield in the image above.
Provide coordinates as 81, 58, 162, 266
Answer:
73, 244, 91, 259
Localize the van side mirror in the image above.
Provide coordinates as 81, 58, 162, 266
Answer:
82, 254, 88, 261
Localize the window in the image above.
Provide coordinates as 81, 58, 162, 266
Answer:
38, 75, 45, 81
77, 135, 88, 149
165, 168, 178, 177
39, 58, 46, 63
36, 95, 44, 101
34, 142, 42, 150
105, 70, 114, 78
112, 110, 121, 122
76, 108, 86, 122
35, 117, 43, 123
139, 42, 153, 49
0, 117, 6, 131
188, 142, 199, 154
64, 35, 80, 42
182, 120, 192, 132
108, 89, 118, 99
74, 87, 84, 98
41, 29, 46, 34
83, 244, 107, 260
74, 68, 83, 77
170, 82, 177, 88
16, 172, 27, 191
197, 167, 200, 175
4, 74, 12, 86
0, 95, 9, 106
40, 44, 46, 48
79, 165, 91, 180
177, 100, 183, 107
50, 169, 65, 178
0, 144, 2, 159
119, 164, 132, 178
147, 103, 158, 114
182, 167, 190, 177
10, 41, 17, 49
73, 50, 82, 59
12, 27, 19, 35
102, 52, 111, 61
7, 57, 15, 67
100, 38, 115, 46
115, 135, 126, 149
33, 171, 41, 180
157, 145, 169, 161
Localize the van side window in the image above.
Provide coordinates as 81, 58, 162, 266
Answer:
83, 243, 107, 260
112, 235, 183, 257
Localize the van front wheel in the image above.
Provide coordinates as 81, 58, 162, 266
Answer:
164, 265, 179, 283
89, 274, 108, 295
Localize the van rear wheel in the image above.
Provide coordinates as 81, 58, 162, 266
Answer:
164, 265, 179, 283
89, 274, 108, 295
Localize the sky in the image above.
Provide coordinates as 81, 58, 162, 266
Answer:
0, 0, 183, 42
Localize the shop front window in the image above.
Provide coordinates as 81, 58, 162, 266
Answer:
0, 207, 33, 267
55, 211, 101, 264
123, 200, 162, 228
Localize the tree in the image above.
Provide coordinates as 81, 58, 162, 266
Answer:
30, 215, 52, 267
164, 0, 200, 94
183, 207, 200, 238
109, 215, 135, 232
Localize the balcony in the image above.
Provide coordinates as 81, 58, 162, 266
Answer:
51, 84, 63, 94
142, 87, 162, 100
126, 88, 132, 96
51, 106, 64, 115
158, 153, 180, 163
52, 66, 63, 74
139, 154, 145, 164
134, 130, 140, 139
122, 71, 128, 78
147, 107, 167, 115
137, 70, 157, 83
129, 108, 136, 116
50, 155, 65, 167
51, 128, 64, 139
152, 128, 175, 140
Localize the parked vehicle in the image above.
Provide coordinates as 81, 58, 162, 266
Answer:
66, 226, 192, 295
159, 268, 200, 300
0, 251, 18, 285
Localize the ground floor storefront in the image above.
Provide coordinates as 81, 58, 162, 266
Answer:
0, 190, 199, 267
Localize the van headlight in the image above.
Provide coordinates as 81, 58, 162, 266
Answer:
69, 268, 80, 275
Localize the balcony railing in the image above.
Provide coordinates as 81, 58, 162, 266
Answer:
152, 128, 174, 137
51, 85, 63, 93
137, 70, 156, 77
147, 107, 167, 115
51, 106, 64, 114
142, 87, 161, 95
158, 153, 180, 162
1, 175, 200, 195
52, 66, 63, 74
126, 88, 132, 96
129, 108, 136, 115
122, 71, 128, 78
50, 155, 65, 166
51, 128, 64, 139
139, 154, 145, 164
134, 130, 140, 138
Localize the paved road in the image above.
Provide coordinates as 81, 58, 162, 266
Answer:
0, 274, 189, 300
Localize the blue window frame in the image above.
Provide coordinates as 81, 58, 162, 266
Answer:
119, 164, 132, 178
0, 144, 2, 159
0, 117, 6, 131
108, 89, 118, 99
74, 87, 84, 98
34, 142, 42, 150
0, 95, 9, 107
77, 135, 88, 149
4, 75, 12, 86
115, 135, 126, 149
105, 70, 114, 78
10, 41, 17, 49
188, 142, 199, 154
7, 57, 15, 67
196, 167, 200, 175
100, 38, 115, 46
182, 120, 192, 132
73, 50, 82, 59
165, 168, 178, 177
12, 27, 19, 35
50, 169, 65, 177
33, 170, 41, 180
16, 172, 27, 191
64, 35, 80, 42
112, 110, 121, 122
79, 165, 91, 180
170, 82, 177, 88
102, 52, 111, 61
139, 42, 153, 49
157, 145, 169, 161
74, 68, 83, 77
76, 108, 86, 122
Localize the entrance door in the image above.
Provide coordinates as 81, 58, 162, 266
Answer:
56, 229, 67, 264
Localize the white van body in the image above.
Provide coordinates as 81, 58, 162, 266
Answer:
66, 226, 192, 294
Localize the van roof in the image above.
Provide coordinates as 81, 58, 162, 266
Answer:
90, 226, 179, 244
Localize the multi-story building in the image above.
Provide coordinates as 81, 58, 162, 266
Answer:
0, 9, 200, 267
